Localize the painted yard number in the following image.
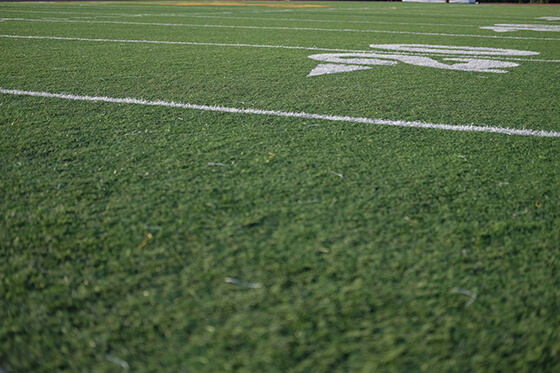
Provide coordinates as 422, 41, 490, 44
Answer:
307, 44, 539, 76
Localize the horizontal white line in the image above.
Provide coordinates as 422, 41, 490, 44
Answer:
160, 14, 479, 28
2, 34, 559, 63
0, 7, 271, 17
2, 17, 559, 41
0, 34, 370, 53
1, 88, 558, 138
0, 8, 480, 28
7, 8, 551, 30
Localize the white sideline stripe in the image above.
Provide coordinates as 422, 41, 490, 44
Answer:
2, 35, 560, 63
1, 88, 559, 138
2, 17, 560, 41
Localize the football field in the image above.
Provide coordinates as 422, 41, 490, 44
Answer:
1, 1, 560, 371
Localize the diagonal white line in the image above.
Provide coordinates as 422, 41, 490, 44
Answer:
2, 35, 559, 63
1, 17, 559, 41
1, 88, 559, 138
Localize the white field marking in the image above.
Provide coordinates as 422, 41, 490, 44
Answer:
2, 17, 560, 41
481, 24, 560, 33
1, 7, 529, 30
0, 9, 131, 16
0, 34, 390, 53
121, 14, 479, 28
538, 17, 560, 21
3, 35, 559, 64
1, 88, 559, 138
307, 64, 374, 77
368, 44, 539, 57
0, 8, 293, 17
303, 6, 543, 20
311, 45, 535, 75
308, 53, 519, 74
0, 8, 477, 26
339, 44, 535, 74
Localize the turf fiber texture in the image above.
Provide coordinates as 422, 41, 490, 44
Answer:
1, 1, 560, 371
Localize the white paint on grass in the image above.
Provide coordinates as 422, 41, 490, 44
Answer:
0, 8, 482, 27
481, 24, 560, 33
3, 35, 558, 64
368, 44, 539, 57
167, 14, 479, 28
2, 17, 560, 41
308, 53, 519, 74
307, 64, 373, 77
1, 88, 559, 138
0, 33, 381, 54
538, 17, 560, 21
307, 44, 537, 75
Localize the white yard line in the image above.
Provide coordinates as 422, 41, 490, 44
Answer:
145, 14, 480, 28
481, 24, 560, 33
0, 9, 480, 27
0, 34, 383, 52
0, 8, 289, 17
1, 88, 559, 138
2, 17, 559, 41
2, 34, 559, 63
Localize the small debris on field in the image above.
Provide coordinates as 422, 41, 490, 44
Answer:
297, 199, 319, 204
330, 171, 344, 178
404, 216, 418, 225
138, 232, 153, 248
451, 287, 477, 307
535, 200, 543, 208
225, 277, 262, 289
144, 225, 162, 231
512, 208, 528, 217
208, 162, 224, 166
106, 354, 130, 371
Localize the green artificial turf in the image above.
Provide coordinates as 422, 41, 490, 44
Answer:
1, 1, 560, 371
